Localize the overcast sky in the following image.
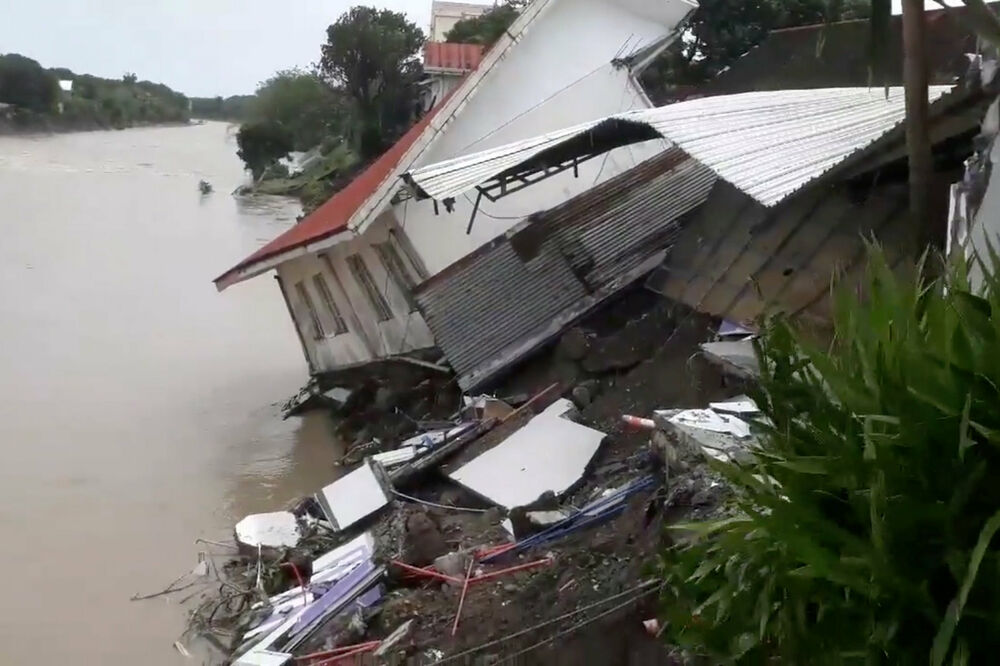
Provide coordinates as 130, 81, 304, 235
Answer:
0, 0, 441, 97
0, 0, 973, 97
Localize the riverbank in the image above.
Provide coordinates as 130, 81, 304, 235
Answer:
160, 289, 753, 663
0, 113, 194, 136
238, 144, 359, 213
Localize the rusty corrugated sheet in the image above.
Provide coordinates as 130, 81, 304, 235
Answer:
414, 150, 716, 388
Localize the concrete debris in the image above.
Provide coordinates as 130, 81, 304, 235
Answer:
372, 619, 414, 657
315, 460, 390, 531
655, 407, 757, 463
235, 512, 302, 551
667, 409, 751, 438
447, 399, 605, 510
708, 397, 759, 414
700, 339, 759, 378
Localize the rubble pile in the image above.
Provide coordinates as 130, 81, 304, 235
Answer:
152, 302, 765, 665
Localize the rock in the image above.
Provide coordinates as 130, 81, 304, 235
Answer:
434, 551, 471, 578
402, 511, 448, 567
558, 327, 590, 361
374, 386, 395, 411
571, 384, 592, 408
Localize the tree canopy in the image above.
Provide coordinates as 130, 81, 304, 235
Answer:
236, 121, 294, 181
318, 6, 425, 159
444, 1, 525, 46
647, 0, 871, 90
248, 70, 347, 151
0, 53, 60, 112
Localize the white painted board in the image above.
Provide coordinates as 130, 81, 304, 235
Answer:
448, 410, 605, 510
316, 463, 389, 531
235, 512, 301, 549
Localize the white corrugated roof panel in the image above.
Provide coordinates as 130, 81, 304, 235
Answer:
404, 86, 954, 207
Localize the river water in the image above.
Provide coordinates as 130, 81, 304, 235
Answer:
0, 122, 341, 664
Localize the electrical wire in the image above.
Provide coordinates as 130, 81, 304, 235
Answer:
390, 489, 489, 514
431, 580, 661, 664
496, 583, 663, 663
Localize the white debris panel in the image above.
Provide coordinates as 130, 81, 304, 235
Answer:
403, 86, 954, 207
315, 461, 390, 531
234, 511, 301, 550
447, 399, 605, 510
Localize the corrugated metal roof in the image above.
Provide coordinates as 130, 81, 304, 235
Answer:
403, 86, 954, 207
415, 149, 715, 388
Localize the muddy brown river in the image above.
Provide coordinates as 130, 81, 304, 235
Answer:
0, 122, 340, 664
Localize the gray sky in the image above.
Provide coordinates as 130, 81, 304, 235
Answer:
0, 0, 436, 97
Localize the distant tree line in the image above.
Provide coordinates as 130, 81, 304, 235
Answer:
0, 53, 190, 131
189, 95, 255, 121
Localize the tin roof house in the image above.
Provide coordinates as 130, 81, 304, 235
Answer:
214, 0, 698, 379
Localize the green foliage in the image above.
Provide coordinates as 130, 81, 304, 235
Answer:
236, 121, 294, 181
444, 1, 524, 46
0, 54, 188, 131
248, 69, 346, 152
660, 247, 1000, 663
648, 0, 871, 87
318, 6, 425, 159
0, 53, 59, 112
190, 95, 254, 121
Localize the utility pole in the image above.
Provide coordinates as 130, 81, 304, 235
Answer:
901, 0, 939, 253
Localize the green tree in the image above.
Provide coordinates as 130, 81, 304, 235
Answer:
318, 6, 425, 159
444, 1, 524, 46
249, 70, 346, 151
236, 121, 294, 180
0, 53, 60, 112
652, 0, 870, 86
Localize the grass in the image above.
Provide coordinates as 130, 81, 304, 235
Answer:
658, 246, 1000, 664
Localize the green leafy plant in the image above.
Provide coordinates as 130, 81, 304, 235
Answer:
660, 246, 1000, 664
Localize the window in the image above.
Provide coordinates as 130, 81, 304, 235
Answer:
374, 242, 418, 312
389, 230, 429, 280
294, 281, 324, 339
312, 274, 349, 336
346, 254, 393, 322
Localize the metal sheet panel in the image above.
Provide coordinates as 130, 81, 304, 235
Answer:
415, 151, 715, 385
404, 86, 954, 207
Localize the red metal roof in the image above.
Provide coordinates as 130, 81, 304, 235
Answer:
423, 42, 485, 72
215, 95, 456, 289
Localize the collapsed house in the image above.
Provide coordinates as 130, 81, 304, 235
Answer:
214, 0, 697, 378
401, 84, 985, 386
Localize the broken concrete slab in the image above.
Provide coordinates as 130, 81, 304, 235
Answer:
668, 409, 751, 438
315, 461, 390, 531
235, 512, 301, 551
373, 619, 414, 657
709, 396, 759, 414
654, 409, 757, 464
700, 340, 759, 378
447, 403, 605, 510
